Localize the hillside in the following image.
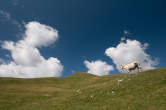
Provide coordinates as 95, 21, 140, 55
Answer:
0, 68, 166, 110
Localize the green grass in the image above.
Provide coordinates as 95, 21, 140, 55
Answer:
0, 68, 166, 110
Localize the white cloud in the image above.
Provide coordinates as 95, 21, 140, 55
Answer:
24, 22, 58, 47
105, 38, 158, 72
84, 60, 114, 76
0, 21, 63, 78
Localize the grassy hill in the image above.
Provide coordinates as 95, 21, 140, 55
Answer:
0, 68, 166, 110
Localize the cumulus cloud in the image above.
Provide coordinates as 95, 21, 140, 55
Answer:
24, 22, 58, 47
105, 38, 158, 72
84, 60, 114, 76
0, 21, 63, 78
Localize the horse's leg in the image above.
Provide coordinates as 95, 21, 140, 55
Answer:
137, 67, 139, 73
128, 69, 131, 73
139, 67, 142, 72
135, 67, 139, 76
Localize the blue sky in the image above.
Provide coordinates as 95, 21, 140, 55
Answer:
0, 0, 165, 77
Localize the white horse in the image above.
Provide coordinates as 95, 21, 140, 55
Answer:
120, 61, 141, 73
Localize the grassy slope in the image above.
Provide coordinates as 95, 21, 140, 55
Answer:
0, 68, 166, 110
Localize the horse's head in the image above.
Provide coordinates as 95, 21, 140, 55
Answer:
134, 61, 140, 66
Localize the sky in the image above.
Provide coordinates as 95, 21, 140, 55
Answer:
0, 0, 165, 78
